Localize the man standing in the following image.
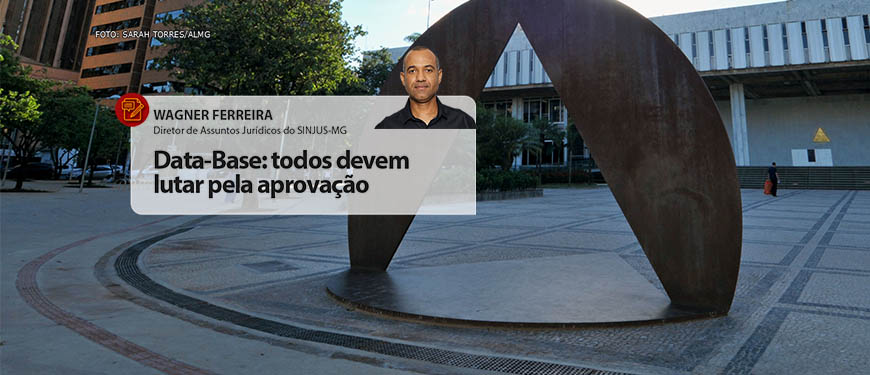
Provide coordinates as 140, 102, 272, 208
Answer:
768, 162, 779, 197
375, 46, 475, 129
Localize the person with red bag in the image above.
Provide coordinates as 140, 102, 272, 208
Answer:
766, 162, 779, 197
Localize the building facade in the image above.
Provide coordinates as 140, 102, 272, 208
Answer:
2, 0, 93, 81
2, 0, 199, 96
78, 0, 200, 98
473, 0, 870, 168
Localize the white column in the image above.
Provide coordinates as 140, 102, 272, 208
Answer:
729, 84, 751, 166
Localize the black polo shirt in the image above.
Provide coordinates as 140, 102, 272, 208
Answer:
375, 98, 475, 129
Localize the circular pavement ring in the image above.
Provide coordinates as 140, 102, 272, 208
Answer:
14, 215, 217, 375
111, 221, 636, 375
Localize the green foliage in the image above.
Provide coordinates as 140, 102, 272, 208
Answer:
89, 106, 127, 165
1, 34, 34, 93
1, 32, 126, 187
526, 117, 565, 178
156, 0, 365, 95
476, 169, 537, 193
0, 89, 41, 127
475, 105, 532, 171
538, 167, 592, 184
1, 33, 50, 189
1, 33, 41, 129
358, 48, 394, 94
335, 47, 394, 95
404, 33, 421, 43
38, 86, 96, 173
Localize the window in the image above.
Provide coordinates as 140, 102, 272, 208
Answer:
843, 17, 850, 46
155, 9, 184, 24
744, 28, 750, 53
91, 18, 141, 33
821, 20, 829, 48
708, 31, 714, 57
801, 22, 808, 49
95, 0, 144, 14
502, 52, 508, 80
141, 81, 185, 94
81, 63, 132, 78
548, 99, 562, 123
763, 27, 769, 52
522, 98, 564, 123
90, 87, 126, 98
150, 38, 163, 47
86, 40, 136, 56
523, 98, 541, 123
691, 33, 697, 57
864, 15, 870, 44
807, 149, 816, 162
482, 101, 512, 118
782, 24, 789, 52
145, 59, 156, 70
726, 29, 732, 63
529, 51, 534, 75
674, 34, 680, 46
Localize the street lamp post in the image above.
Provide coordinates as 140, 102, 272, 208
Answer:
79, 94, 120, 193
426, 0, 433, 29
0, 129, 17, 189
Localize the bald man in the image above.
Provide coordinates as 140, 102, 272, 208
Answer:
375, 46, 475, 129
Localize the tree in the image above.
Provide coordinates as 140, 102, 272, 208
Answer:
38, 86, 94, 177
527, 118, 565, 178
404, 33, 421, 43
156, 0, 366, 95
358, 48, 394, 94
0, 88, 42, 190
476, 105, 532, 171
334, 47, 394, 95
76, 106, 127, 186
1, 33, 47, 190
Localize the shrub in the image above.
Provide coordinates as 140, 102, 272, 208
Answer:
538, 167, 592, 184
477, 169, 537, 193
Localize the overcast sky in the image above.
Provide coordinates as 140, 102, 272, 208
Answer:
341, 0, 785, 52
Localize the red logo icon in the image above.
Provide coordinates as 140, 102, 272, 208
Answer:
115, 93, 149, 127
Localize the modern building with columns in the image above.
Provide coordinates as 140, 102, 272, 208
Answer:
471, 0, 870, 173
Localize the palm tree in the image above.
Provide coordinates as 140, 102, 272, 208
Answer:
404, 33, 421, 43
527, 118, 565, 180
476, 105, 532, 171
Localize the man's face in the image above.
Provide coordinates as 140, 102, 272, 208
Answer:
400, 49, 442, 104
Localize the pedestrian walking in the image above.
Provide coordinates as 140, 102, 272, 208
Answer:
768, 162, 779, 197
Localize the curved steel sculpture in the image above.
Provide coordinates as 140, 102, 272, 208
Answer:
347, 0, 742, 314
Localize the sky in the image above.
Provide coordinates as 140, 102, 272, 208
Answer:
341, 0, 786, 52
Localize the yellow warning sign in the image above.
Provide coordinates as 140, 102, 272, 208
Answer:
813, 128, 830, 143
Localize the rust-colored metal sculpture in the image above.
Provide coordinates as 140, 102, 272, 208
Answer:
347, 0, 741, 315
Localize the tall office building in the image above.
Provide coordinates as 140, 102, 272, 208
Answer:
2, 0, 93, 82
79, 0, 200, 98
2, 0, 199, 94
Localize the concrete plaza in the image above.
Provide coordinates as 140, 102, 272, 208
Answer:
2, 182, 869, 374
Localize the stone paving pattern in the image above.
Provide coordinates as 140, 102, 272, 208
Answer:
135, 188, 870, 374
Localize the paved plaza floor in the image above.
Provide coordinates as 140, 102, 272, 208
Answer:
2, 183, 869, 374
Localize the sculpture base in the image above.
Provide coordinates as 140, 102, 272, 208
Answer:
327, 253, 717, 326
